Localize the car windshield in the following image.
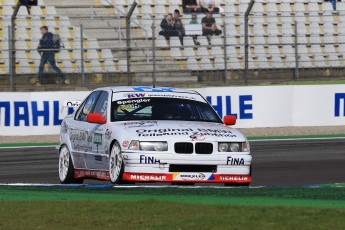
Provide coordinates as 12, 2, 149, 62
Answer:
111, 98, 222, 123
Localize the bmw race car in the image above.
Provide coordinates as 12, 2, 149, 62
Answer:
59, 86, 252, 185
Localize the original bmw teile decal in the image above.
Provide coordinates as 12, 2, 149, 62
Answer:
135, 128, 237, 137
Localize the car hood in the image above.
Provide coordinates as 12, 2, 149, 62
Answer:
112, 120, 247, 142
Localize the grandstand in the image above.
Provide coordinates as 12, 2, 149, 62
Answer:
1, 0, 345, 89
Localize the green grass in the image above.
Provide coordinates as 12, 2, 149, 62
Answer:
1, 186, 345, 229
1, 201, 345, 230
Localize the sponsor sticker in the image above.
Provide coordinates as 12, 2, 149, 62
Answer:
124, 93, 146, 98
172, 172, 214, 181
123, 173, 170, 181
226, 157, 245, 166
122, 141, 129, 148
124, 121, 158, 129
94, 133, 102, 145
217, 175, 250, 182
139, 155, 161, 164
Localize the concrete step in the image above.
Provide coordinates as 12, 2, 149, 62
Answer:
135, 72, 198, 83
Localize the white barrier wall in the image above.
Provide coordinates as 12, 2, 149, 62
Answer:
0, 85, 344, 136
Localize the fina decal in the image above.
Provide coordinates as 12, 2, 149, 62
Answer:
122, 141, 129, 148
226, 157, 245, 166
139, 155, 161, 164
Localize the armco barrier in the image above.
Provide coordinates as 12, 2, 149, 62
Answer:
0, 85, 344, 136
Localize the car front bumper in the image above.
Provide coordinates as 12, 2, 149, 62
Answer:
122, 152, 252, 183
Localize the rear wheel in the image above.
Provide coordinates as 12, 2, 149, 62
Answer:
59, 145, 83, 184
109, 142, 125, 184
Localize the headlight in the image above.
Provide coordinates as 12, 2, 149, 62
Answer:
139, 141, 168, 151
229, 143, 240, 152
129, 141, 168, 151
218, 142, 242, 152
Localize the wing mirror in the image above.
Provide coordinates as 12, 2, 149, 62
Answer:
87, 113, 106, 124
223, 115, 236, 126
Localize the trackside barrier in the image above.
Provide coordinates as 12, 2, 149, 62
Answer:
0, 85, 344, 136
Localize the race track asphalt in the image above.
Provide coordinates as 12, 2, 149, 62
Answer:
0, 138, 344, 186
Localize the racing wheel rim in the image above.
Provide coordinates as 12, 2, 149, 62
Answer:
109, 143, 123, 183
59, 146, 70, 182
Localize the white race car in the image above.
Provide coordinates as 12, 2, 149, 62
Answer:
59, 86, 252, 185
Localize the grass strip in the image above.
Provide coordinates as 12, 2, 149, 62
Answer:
1, 201, 345, 230
0, 142, 59, 148
1, 186, 345, 208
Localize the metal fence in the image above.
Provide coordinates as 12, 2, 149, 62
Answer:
1, 0, 345, 91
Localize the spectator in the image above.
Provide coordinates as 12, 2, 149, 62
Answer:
199, 0, 219, 13
19, 0, 36, 14
182, 0, 199, 14
37, 26, 68, 86
173, 9, 185, 45
159, 14, 178, 44
201, 12, 222, 44
189, 14, 200, 45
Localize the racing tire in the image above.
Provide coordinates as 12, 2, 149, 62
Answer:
109, 141, 126, 184
59, 145, 84, 184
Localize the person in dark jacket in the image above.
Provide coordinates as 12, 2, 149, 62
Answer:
182, 0, 199, 13
159, 13, 179, 43
37, 26, 68, 86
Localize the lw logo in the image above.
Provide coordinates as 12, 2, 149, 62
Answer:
335, 93, 345, 117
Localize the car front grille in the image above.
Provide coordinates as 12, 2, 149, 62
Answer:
174, 142, 214, 154
169, 164, 217, 173
174, 142, 193, 154
195, 143, 213, 154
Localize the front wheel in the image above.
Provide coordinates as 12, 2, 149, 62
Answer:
109, 142, 125, 184
58, 145, 83, 184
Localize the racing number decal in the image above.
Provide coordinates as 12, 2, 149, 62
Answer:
94, 133, 102, 154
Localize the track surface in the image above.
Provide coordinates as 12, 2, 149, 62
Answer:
0, 139, 344, 186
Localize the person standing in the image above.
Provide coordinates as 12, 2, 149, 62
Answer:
37, 26, 68, 86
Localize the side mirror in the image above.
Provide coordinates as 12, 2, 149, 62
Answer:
223, 115, 236, 126
87, 113, 106, 124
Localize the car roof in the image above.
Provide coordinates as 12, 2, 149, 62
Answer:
94, 86, 199, 95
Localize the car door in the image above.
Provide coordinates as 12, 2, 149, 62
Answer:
70, 91, 102, 169
87, 91, 110, 170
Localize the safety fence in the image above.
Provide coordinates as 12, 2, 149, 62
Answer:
1, 0, 345, 91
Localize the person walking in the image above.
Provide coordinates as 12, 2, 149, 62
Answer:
37, 26, 68, 86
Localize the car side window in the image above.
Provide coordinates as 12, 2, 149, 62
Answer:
92, 91, 109, 120
75, 91, 101, 122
